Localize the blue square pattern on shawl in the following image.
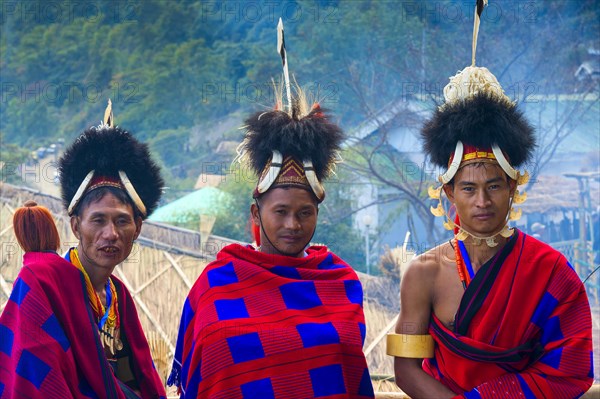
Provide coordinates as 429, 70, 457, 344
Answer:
42, 314, 70, 352
540, 316, 564, 347
16, 349, 51, 389
531, 292, 559, 328
78, 379, 100, 399
9, 278, 30, 306
215, 298, 250, 320
358, 368, 374, 396
0, 324, 14, 356
317, 253, 345, 270
227, 332, 265, 364
310, 364, 346, 397
280, 281, 322, 310
271, 265, 302, 279
540, 347, 562, 370
463, 389, 482, 399
207, 262, 239, 287
297, 322, 340, 348
0, 382, 4, 397
241, 378, 275, 399
344, 280, 363, 305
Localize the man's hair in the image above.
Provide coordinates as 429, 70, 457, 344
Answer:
13, 201, 60, 252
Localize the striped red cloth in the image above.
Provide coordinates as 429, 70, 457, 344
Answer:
169, 244, 374, 399
0, 252, 166, 399
423, 230, 594, 398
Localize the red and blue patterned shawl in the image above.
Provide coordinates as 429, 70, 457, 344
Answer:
0, 252, 166, 399
423, 229, 594, 398
168, 244, 374, 399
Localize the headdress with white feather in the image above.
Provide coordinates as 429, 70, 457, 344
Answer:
421, 0, 536, 246
235, 18, 344, 203
59, 100, 164, 219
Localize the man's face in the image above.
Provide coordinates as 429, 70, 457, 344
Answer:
251, 187, 318, 257
71, 191, 142, 272
444, 163, 516, 237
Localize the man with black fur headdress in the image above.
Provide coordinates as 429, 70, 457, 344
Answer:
387, 2, 593, 398
168, 20, 374, 399
0, 101, 167, 398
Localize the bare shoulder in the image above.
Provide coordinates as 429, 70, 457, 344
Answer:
396, 243, 447, 334
403, 242, 452, 283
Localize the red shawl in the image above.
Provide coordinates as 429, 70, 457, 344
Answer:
424, 230, 593, 398
0, 252, 166, 398
169, 244, 374, 399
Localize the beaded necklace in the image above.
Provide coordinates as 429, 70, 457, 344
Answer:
453, 239, 476, 290
69, 248, 119, 330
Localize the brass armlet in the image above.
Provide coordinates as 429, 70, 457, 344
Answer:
386, 333, 435, 358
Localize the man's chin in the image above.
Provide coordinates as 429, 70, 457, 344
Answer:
466, 225, 506, 238
279, 251, 304, 258
95, 254, 126, 269
274, 245, 306, 258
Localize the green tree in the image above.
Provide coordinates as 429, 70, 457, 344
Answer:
211, 175, 255, 242
0, 138, 29, 184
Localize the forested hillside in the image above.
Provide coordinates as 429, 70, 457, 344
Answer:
2, 1, 597, 161
1, 0, 598, 266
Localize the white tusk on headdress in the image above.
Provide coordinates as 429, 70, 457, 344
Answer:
118, 170, 147, 217
303, 159, 325, 201
257, 150, 283, 194
440, 141, 464, 184
68, 170, 95, 215
492, 144, 518, 180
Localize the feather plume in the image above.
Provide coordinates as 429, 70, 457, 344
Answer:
104, 99, 114, 127
277, 18, 292, 115
472, 0, 488, 66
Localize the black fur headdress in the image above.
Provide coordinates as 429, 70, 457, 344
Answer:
242, 104, 344, 182
59, 108, 163, 219
423, 0, 536, 246
422, 93, 536, 168
235, 19, 344, 202
420, 1, 536, 182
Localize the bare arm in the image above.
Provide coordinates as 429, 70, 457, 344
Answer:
393, 256, 458, 399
